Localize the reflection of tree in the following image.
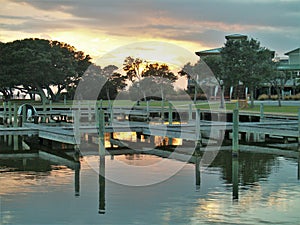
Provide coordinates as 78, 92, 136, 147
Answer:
208, 152, 278, 185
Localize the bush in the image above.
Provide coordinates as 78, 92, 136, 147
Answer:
270, 95, 278, 100
258, 94, 269, 100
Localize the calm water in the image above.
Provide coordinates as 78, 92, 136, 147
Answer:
1, 150, 300, 225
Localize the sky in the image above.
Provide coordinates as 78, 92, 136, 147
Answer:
1, 0, 300, 67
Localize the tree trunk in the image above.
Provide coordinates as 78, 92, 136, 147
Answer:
276, 86, 282, 107
250, 87, 255, 108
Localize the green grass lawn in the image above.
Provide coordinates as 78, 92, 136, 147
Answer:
2, 99, 300, 115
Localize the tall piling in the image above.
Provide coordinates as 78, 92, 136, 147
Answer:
232, 108, 239, 156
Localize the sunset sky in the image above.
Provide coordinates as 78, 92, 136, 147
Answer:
1, 0, 300, 67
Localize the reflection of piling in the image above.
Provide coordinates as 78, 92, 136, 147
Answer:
232, 157, 239, 200
195, 156, 201, 190
75, 163, 80, 197
98, 109, 105, 156
232, 109, 239, 156
99, 155, 106, 214
298, 150, 300, 180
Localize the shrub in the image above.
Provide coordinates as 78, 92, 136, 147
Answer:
257, 94, 269, 100
270, 95, 278, 100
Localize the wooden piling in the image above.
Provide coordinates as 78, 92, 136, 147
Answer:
8, 101, 12, 126
161, 99, 165, 122
232, 108, 239, 156
22, 106, 26, 126
3, 101, 7, 124
260, 103, 264, 122
98, 109, 105, 156
195, 108, 202, 147
99, 155, 106, 214
13, 103, 18, 127
64, 95, 67, 106
168, 102, 172, 125
188, 104, 192, 121
146, 101, 150, 121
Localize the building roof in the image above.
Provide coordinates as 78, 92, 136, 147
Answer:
284, 48, 300, 56
277, 63, 300, 71
225, 34, 247, 40
195, 47, 222, 57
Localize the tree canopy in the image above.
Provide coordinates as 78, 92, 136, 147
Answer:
0, 38, 92, 101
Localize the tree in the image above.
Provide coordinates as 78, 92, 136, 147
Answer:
0, 38, 91, 102
142, 63, 177, 101
221, 38, 275, 107
180, 60, 217, 103
78, 64, 127, 100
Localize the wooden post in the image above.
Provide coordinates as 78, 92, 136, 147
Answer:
64, 95, 67, 106
188, 104, 192, 121
74, 110, 81, 149
232, 157, 239, 200
109, 104, 113, 125
98, 109, 105, 156
161, 99, 165, 123
232, 108, 239, 156
260, 103, 264, 122
3, 101, 7, 124
42, 99, 46, 123
195, 108, 202, 147
13, 135, 18, 151
49, 100, 52, 111
8, 101, 12, 126
168, 102, 172, 125
88, 101, 92, 122
146, 101, 150, 121
22, 106, 26, 126
13, 103, 18, 127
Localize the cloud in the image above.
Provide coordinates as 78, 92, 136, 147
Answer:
1, 0, 300, 56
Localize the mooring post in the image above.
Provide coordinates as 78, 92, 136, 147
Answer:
100, 99, 103, 110
42, 99, 46, 123
75, 163, 80, 197
98, 109, 106, 156
8, 101, 12, 126
260, 103, 264, 122
49, 100, 52, 111
232, 157, 239, 200
168, 102, 172, 125
161, 99, 165, 123
13, 103, 18, 127
88, 101, 92, 122
74, 109, 81, 150
22, 105, 26, 127
109, 103, 113, 125
195, 108, 202, 147
64, 95, 67, 106
232, 108, 239, 156
146, 101, 150, 121
3, 101, 7, 124
188, 104, 192, 121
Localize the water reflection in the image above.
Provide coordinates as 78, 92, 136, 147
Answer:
195, 156, 201, 190
232, 157, 239, 200
99, 155, 106, 214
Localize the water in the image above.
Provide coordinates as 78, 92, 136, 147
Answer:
1, 151, 300, 225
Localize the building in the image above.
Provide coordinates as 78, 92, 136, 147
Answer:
194, 34, 300, 99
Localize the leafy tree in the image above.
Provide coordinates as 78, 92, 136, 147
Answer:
142, 63, 177, 101
78, 64, 126, 100
0, 38, 91, 102
221, 38, 275, 107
